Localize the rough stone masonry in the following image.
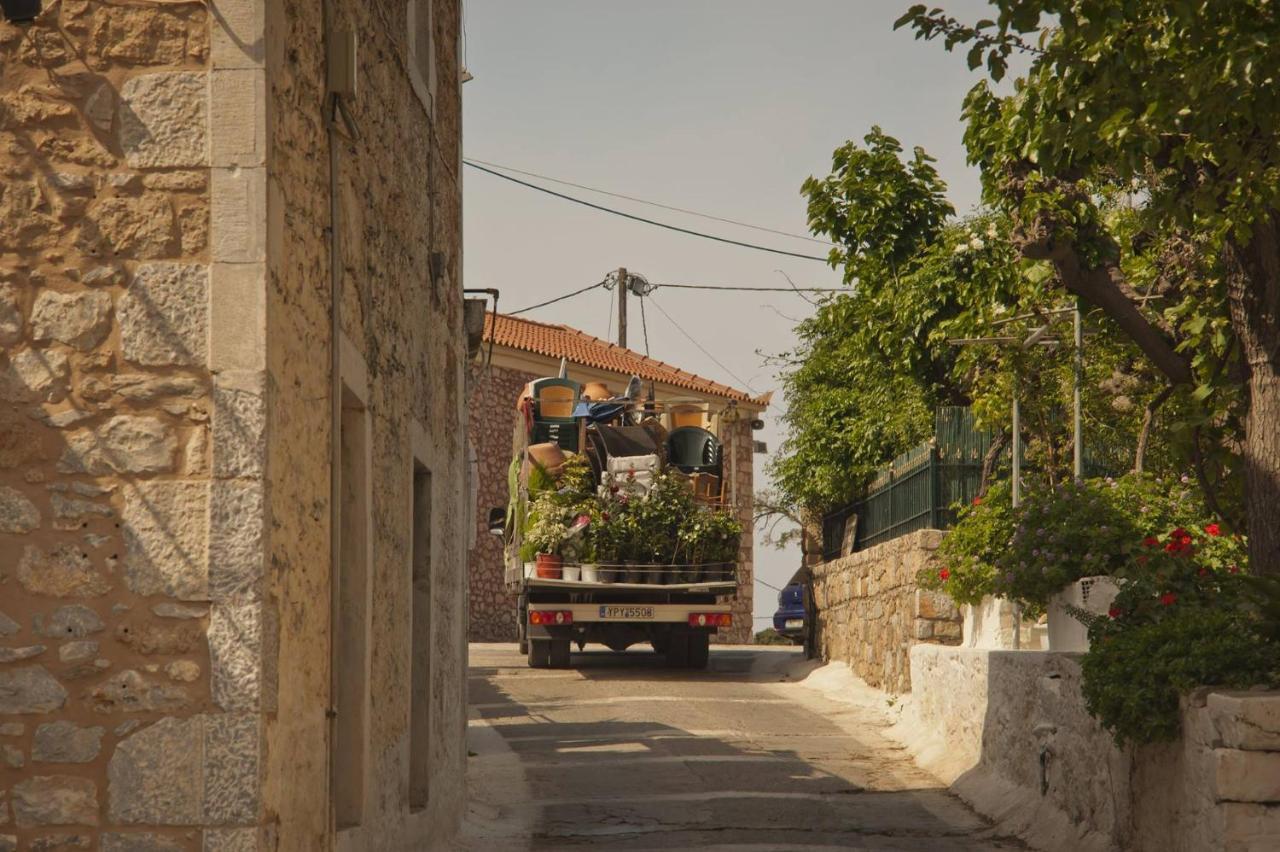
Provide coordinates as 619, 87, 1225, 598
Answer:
0, 1, 265, 850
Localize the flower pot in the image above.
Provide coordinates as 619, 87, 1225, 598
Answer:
580, 564, 600, 583
534, 553, 563, 579
1047, 576, 1120, 652
624, 562, 646, 584
561, 563, 581, 582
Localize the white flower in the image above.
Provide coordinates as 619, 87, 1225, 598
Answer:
970, 237, 986, 250
954, 243, 969, 255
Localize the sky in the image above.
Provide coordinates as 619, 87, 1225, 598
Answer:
461, 0, 1006, 630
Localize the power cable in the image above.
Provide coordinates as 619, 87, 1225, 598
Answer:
655, 283, 845, 293
647, 294, 760, 394
464, 160, 830, 263
466, 157, 836, 248
509, 281, 605, 316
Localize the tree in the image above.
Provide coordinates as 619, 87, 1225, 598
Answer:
898, 1, 1280, 575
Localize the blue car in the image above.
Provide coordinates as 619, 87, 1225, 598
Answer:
772, 582, 807, 643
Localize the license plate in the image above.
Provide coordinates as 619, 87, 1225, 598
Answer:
598, 605, 655, 620
785, 618, 804, 629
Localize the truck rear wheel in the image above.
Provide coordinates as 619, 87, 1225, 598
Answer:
527, 638, 550, 668
687, 633, 710, 670
664, 634, 689, 668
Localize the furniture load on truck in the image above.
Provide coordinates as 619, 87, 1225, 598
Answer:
486, 373, 744, 669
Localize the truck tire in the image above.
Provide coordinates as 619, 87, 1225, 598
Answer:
687, 633, 710, 669
527, 638, 550, 668
665, 634, 689, 668
548, 639, 571, 669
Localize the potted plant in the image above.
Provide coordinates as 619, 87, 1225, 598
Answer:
524, 493, 568, 579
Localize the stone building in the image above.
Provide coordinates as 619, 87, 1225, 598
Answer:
466, 312, 770, 645
1, 1, 469, 849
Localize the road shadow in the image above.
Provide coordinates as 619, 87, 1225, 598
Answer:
467, 648, 1026, 850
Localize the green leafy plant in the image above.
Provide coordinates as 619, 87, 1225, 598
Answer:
922, 481, 1015, 606
523, 492, 569, 557
1075, 522, 1272, 744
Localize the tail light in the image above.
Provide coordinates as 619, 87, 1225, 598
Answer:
529, 610, 573, 626
688, 613, 732, 628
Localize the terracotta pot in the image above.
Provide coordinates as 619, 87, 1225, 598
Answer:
582, 381, 612, 401
535, 553, 563, 579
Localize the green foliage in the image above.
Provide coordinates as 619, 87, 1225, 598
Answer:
924, 481, 1016, 607
928, 474, 1208, 614
523, 492, 569, 557
588, 471, 741, 568
753, 627, 795, 646
1081, 606, 1279, 746
1079, 524, 1271, 744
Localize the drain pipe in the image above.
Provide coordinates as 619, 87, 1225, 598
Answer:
322, 6, 346, 846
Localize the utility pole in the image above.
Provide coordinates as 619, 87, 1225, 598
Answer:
616, 267, 628, 348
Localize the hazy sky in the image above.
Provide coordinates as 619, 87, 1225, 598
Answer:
461, 0, 1004, 629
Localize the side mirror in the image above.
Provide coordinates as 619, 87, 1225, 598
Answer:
486, 506, 506, 536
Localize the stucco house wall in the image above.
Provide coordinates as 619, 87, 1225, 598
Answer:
0, 1, 468, 849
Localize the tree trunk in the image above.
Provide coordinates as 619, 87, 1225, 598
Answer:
1225, 213, 1280, 578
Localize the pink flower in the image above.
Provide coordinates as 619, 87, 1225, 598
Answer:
1160, 592, 1177, 606
1108, 606, 1122, 619
1204, 523, 1221, 537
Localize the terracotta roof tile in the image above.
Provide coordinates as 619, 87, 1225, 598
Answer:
485, 312, 771, 407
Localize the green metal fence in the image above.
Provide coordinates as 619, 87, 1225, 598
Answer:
821, 407, 994, 559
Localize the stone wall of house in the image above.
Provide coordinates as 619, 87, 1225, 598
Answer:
464, 365, 757, 645
905, 646, 1280, 852
811, 529, 961, 693
0, 2, 264, 849
717, 416, 754, 644
265, 0, 468, 849
465, 363, 534, 642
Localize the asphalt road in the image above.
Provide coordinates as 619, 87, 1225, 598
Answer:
461, 644, 1023, 851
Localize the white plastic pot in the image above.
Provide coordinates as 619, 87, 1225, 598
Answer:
561, 564, 581, 582
580, 564, 599, 583
523, 561, 536, 580
1047, 576, 1120, 652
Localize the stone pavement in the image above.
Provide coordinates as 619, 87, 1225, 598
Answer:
460, 643, 1025, 850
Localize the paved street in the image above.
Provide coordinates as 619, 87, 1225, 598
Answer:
462, 644, 1023, 851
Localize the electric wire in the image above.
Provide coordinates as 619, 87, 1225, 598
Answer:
508, 281, 605, 316
606, 283, 616, 341
464, 161, 830, 262
655, 283, 845, 293
647, 294, 760, 394
466, 157, 837, 248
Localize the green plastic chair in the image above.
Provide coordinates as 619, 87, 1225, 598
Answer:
665, 427, 722, 475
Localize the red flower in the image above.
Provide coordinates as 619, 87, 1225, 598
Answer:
1108, 606, 1122, 619
602, 512, 611, 522
939, 567, 951, 581
1160, 592, 1177, 606
1142, 536, 1160, 548
1228, 565, 1241, 575
1137, 555, 1149, 565
971, 496, 983, 506
1204, 523, 1221, 537
1170, 527, 1189, 540
1197, 567, 1210, 577
627, 471, 636, 481
609, 484, 620, 494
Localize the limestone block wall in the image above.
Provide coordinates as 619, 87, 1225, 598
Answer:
265, 0, 468, 849
0, 2, 265, 850
906, 646, 1280, 852
811, 529, 960, 693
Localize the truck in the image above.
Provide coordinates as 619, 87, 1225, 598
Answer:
487, 374, 743, 670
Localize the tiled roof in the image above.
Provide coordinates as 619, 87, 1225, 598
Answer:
485, 312, 771, 407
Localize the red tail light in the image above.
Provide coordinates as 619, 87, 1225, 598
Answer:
529, 610, 573, 626
688, 613, 731, 628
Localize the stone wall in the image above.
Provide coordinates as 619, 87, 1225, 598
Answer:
265, 0, 468, 850
465, 363, 535, 642
0, 1, 264, 849
464, 362, 756, 644
904, 646, 1280, 852
811, 529, 960, 693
